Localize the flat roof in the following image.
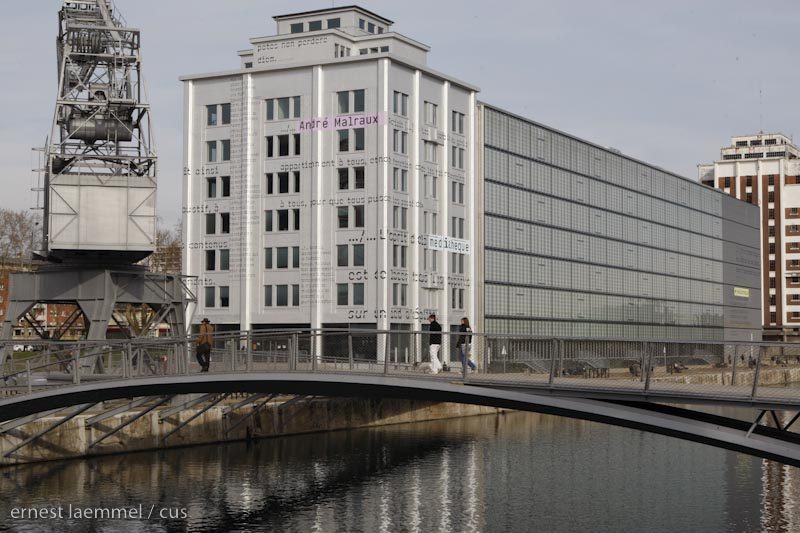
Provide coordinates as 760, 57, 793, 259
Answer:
273, 5, 393, 25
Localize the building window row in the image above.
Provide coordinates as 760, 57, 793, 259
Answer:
392, 206, 408, 230
207, 140, 231, 162
206, 213, 230, 235
265, 209, 301, 232
337, 89, 365, 114
205, 249, 230, 271
266, 171, 301, 194
358, 19, 385, 34
451, 181, 465, 204
266, 134, 301, 157
337, 244, 365, 267
337, 205, 365, 228
451, 288, 465, 310
393, 91, 408, 117
391, 283, 408, 306
264, 284, 300, 307
393, 129, 408, 154
338, 128, 365, 152
358, 46, 389, 55
451, 146, 465, 169
334, 44, 352, 58
424, 101, 438, 126
205, 286, 229, 308
266, 96, 301, 120
338, 166, 365, 190
424, 141, 438, 163
451, 111, 465, 134
207, 103, 231, 127
337, 283, 365, 306
451, 253, 465, 274
393, 167, 408, 192
264, 246, 300, 269
206, 176, 231, 198
392, 244, 408, 268
291, 17, 340, 34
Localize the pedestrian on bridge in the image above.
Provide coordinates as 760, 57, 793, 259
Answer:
457, 317, 477, 372
428, 314, 443, 374
196, 318, 214, 372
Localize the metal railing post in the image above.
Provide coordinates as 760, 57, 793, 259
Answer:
230, 338, 237, 372
644, 342, 652, 392
125, 342, 132, 379
246, 330, 253, 372
26, 360, 32, 394
384, 332, 390, 375
731, 345, 738, 386
73, 343, 81, 384
291, 332, 299, 371
348, 332, 354, 370
549, 338, 557, 385
751, 345, 764, 399
312, 330, 318, 371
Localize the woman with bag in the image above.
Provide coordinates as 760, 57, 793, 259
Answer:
457, 317, 477, 372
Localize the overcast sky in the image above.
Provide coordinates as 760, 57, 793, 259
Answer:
1, 0, 798, 225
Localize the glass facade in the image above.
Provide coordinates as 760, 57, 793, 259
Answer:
481, 105, 761, 341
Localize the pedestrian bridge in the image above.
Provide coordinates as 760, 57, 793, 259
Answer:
1, 330, 800, 466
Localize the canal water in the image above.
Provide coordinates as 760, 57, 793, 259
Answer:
0, 410, 797, 532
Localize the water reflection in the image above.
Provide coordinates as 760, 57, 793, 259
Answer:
0, 411, 796, 532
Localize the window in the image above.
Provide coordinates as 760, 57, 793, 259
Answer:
424, 141, 437, 163
393, 129, 407, 154
221, 176, 230, 197
207, 141, 217, 162
337, 245, 348, 267
451, 146, 464, 169
221, 140, 230, 161
265, 210, 273, 232
736, 140, 747, 147
293, 246, 300, 268
205, 250, 216, 271
278, 209, 289, 231
266, 137, 274, 157
221, 103, 231, 124
338, 168, 348, 190
276, 285, 289, 306
354, 166, 365, 189
205, 287, 215, 308
393, 168, 408, 192
353, 244, 364, 266
353, 205, 365, 227
206, 177, 217, 198
425, 174, 438, 198
264, 247, 272, 269
220, 213, 230, 234
769, 175, 776, 186
393, 245, 407, 267
359, 19, 365, 30
338, 129, 349, 152
353, 283, 364, 305
769, 243, 776, 254
337, 284, 348, 306
338, 206, 348, 228
451, 111, 465, 134
206, 213, 216, 234
277, 247, 289, 268
769, 209, 775, 220
294, 171, 300, 193
770, 260, 776, 272
746, 193, 752, 202
354, 128, 365, 151
451, 288, 465, 310
353, 90, 365, 113
293, 209, 300, 230
266, 173, 274, 194
294, 134, 301, 156
451, 181, 464, 204
337, 91, 349, 114
290, 22, 303, 33
264, 285, 272, 306
393, 207, 408, 230
393, 91, 408, 116
308, 20, 322, 31
278, 172, 289, 194
278, 135, 290, 157
766, 138, 777, 145
207, 105, 218, 126
770, 312, 777, 324
770, 277, 777, 289
392, 283, 408, 306
751, 140, 762, 146
769, 191, 775, 202
219, 286, 230, 308
368, 22, 375, 33
424, 101, 438, 126
266, 96, 300, 121
327, 18, 340, 29
292, 285, 300, 307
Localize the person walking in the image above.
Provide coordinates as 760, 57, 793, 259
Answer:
457, 317, 476, 372
196, 318, 214, 372
428, 314, 443, 374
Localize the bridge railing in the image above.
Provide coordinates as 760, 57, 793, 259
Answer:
2, 330, 800, 405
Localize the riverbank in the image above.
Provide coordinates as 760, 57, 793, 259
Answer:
0, 397, 503, 466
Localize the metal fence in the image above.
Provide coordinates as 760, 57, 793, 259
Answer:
2, 330, 800, 405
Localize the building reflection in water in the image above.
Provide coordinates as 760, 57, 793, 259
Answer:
0, 410, 798, 532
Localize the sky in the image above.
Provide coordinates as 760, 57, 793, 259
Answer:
1, 0, 798, 226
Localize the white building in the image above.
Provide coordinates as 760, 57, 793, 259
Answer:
181, 6, 478, 342
699, 133, 800, 340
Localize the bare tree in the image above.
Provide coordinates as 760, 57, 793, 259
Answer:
145, 218, 182, 273
0, 208, 40, 263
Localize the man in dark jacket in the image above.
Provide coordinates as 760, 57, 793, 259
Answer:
457, 317, 477, 371
428, 314, 443, 374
